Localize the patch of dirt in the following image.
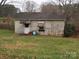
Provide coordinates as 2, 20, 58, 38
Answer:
25, 43, 38, 48
70, 34, 79, 38
0, 55, 9, 59
2, 44, 18, 49
1, 41, 38, 49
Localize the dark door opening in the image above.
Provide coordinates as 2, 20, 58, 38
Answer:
38, 26, 45, 32
24, 23, 29, 27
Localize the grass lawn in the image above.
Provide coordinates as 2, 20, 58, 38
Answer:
0, 29, 79, 59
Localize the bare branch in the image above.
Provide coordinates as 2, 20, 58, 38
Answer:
0, 0, 7, 6
25, 1, 37, 12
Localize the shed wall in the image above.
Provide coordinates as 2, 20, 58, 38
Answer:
30, 21, 65, 36
15, 20, 65, 36
15, 21, 24, 34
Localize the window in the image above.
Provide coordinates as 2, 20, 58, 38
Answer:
38, 22, 45, 32
38, 26, 45, 32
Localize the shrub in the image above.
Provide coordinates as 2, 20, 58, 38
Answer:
64, 24, 76, 37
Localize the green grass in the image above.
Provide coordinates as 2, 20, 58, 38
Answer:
0, 17, 7, 21
0, 29, 79, 59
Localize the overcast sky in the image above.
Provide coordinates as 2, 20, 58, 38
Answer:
1, 0, 50, 11
5, 0, 49, 4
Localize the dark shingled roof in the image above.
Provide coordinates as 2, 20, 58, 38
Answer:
14, 12, 65, 21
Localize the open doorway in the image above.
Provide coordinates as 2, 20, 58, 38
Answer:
23, 23, 30, 34
24, 23, 29, 28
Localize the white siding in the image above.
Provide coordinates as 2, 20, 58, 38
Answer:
30, 21, 65, 36
15, 21, 24, 34
30, 21, 38, 31
50, 21, 65, 36
15, 20, 65, 36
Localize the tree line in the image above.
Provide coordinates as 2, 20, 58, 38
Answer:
0, 0, 79, 18
0, 0, 19, 17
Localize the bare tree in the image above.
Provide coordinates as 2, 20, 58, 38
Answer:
56, 0, 75, 20
41, 2, 59, 13
0, 0, 7, 16
24, 1, 37, 12
55, 0, 79, 36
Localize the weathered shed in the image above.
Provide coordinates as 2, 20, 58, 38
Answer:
14, 12, 65, 36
